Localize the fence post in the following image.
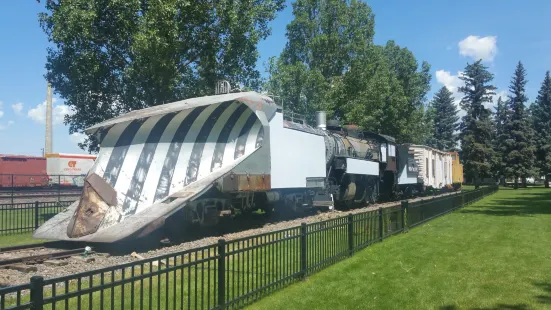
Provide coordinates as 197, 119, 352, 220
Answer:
10, 174, 14, 206
30, 276, 44, 310
34, 201, 39, 229
217, 239, 225, 310
300, 223, 307, 278
378, 208, 383, 241
348, 214, 354, 256
57, 176, 61, 202
401, 200, 408, 232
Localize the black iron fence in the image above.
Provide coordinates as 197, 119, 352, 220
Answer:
0, 201, 73, 235
0, 186, 498, 310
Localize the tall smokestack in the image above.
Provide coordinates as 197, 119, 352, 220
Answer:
45, 82, 53, 155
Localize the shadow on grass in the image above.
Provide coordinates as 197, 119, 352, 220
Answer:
459, 190, 551, 216
440, 304, 531, 310
533, 281, 551, 305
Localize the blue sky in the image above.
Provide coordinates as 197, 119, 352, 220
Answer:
1, 0, 550, 156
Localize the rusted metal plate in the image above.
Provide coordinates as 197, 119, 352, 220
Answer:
87, 173, 117, 206
66, 181, 110, 238
222, 174, 271, 192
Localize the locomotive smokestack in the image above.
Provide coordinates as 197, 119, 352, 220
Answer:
316, 111, 327, 130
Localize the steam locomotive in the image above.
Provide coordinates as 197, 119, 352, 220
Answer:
33, 91, 460, 244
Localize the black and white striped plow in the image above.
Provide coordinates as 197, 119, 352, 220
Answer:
33, 92, 278, 243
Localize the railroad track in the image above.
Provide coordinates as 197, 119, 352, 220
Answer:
0, 241, 93, 273
0, 248, 89, 268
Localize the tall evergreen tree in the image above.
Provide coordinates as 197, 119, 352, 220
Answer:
502, 61, 535, 188
458, 60, 497, 188
532, 70, 551, 187
424, 103, 437, 147
493, 96, 509, 184
426, 86, 459, 150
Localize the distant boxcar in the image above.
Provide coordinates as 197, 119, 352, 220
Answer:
0, 155, 48, 188
45, 153, 97, 187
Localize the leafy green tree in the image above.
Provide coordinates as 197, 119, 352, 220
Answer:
426, 86, 459, 151
38, 0, 285, 153
265, 0, 376, 118
380, 41, 432, 143
265, 0, 431, 144
502, 61, 535, 188
532, 71, 551, 188
329, 46, 409, 139
458, 60, 497, 188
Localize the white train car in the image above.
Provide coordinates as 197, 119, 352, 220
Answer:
407, 144, 453, 189
46, 153, 97, 186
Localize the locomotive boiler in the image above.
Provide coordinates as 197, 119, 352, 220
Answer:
33, 91, 425, 244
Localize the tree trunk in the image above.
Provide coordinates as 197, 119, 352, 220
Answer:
546, 176, 550, 188
514, 176, 519, 189
521, 176, 527, 188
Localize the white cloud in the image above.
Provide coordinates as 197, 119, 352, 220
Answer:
7, 120, 14, 126
435, 68, 506, 115
70, 132, 87, 145
27, 98, 75, 125
11, 102, 23, 114
458, 35, 498, 62
0, 111, 3, 119
0, 125, 5, 131
435, 70, 466, 118
435, 70, 464, 94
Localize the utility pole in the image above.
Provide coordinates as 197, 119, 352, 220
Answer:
45, 82, 53, 155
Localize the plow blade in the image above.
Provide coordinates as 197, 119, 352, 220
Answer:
33, 92, 276, 243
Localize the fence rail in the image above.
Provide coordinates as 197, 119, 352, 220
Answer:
0, 201, 74, 235
0, 186, 498, 310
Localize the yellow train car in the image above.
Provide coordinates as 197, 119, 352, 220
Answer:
449, 151, 463, 187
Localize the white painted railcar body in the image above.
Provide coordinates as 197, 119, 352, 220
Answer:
406, 144, 453, 188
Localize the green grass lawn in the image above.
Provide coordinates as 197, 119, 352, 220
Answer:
0, 204, 68, 248
0, 233, 46, 248
246, 186, 551, 310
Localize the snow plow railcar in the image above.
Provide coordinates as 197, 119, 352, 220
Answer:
33, 91, 458, 244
